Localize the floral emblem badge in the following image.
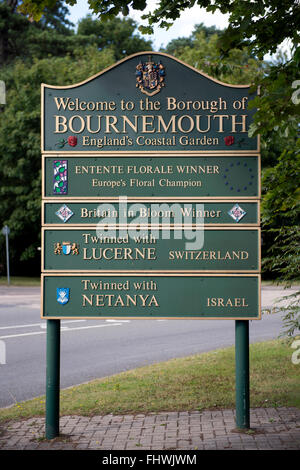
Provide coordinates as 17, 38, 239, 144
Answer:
228, 204, 247, 223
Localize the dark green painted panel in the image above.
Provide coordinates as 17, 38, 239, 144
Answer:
42, 53, 258, 153
44, 201, 258, 225
42, 274, 260, 319
43, 228, 259, 271
44, 156, 259, 198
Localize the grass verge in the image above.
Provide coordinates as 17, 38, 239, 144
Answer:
0, 277, 40, 286
0, 339, 299, 423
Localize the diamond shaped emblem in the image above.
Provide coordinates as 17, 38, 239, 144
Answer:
228, 204, 246, 223
55, 204, 74, 223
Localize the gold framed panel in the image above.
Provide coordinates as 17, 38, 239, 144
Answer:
41, 198, 260, 227
41, 153, 261, 200
41, 272, 261, 320
41, 226, 261, 274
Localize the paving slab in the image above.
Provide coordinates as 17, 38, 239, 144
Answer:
0, 407, 299, 451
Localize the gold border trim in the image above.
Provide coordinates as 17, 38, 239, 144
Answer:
42, 151, 261, 157
41, 272, 261, 320
42, 151, 260, 156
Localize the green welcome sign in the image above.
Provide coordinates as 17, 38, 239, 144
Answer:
41, 52, 258, 154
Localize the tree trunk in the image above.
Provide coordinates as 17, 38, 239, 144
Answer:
6, 0, 18, 12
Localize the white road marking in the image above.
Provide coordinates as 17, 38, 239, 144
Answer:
0, 331, 47, 339
0, 322, 122, 340
39, 320, 86, 329
0, 320, 86, 331
105, 319, 131, 323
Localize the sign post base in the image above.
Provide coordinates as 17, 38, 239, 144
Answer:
235, 320, 250, 429
45, 319, 60, 439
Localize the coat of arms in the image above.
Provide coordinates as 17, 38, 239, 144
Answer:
136, 56, 165, 96
56, 288, 70, 305
54, 241, 79, 255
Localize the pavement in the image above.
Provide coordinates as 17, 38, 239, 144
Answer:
0, 407, 299, 450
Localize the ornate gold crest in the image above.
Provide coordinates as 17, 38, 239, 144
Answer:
54, 241, 79, 255
136, 56, 165, 96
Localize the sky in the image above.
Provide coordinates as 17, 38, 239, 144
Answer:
67, 0, 230, 50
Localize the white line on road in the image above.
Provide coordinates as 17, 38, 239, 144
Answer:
0, 320, 86, 331
0, 322, 123, 340
105, 319, 131, 323
39, 320, 86, 329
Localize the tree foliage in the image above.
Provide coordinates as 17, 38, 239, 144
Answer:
162, 23, 265, 85
17, 0, 300, 57
0, 0, 77, 65
0, 0, 151, 66
0, 47, 115, 274
77, 15, 152, 60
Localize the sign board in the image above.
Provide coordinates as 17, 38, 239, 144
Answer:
41, 52, 259, 154
41, 274, 260, 320
41, 52, 261, 320
42, 200, 259, 226
42, 155, 260, 199
41, 53, 261, 437
42, 227, 260, 272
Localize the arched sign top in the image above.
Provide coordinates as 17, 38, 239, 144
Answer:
42, 51, 252, 90
41, 51, 259, 154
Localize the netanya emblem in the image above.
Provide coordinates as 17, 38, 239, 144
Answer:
54, 242, 79, 255
228, 204, 247, 223
136, 56, 165, 96
56, 288, 70, 305
55, 204, 74, 223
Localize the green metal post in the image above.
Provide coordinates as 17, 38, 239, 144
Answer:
235, 320, 250, 429
45, 319, 60, 439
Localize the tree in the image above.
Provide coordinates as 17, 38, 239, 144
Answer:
162, 23, 265, 86
0, 2, 152, 66
163, 22, 223, 56
17, 0, 300, 55
77, 15, 152, 60
0, 47, 115, 275
0, 0, 77, 66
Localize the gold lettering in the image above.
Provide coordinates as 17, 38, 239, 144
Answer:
212, 114, 229, 132
54, 115, 67, 133
231, 114, 247, 133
